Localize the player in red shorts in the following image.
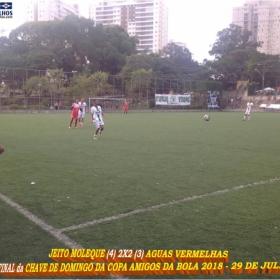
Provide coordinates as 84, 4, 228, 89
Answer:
0, 144, 4, 154
69, 99, 81, 128
123, 101, 128, 114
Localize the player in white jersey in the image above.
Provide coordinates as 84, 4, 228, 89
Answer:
243, 99, 253, 121
91, 99, 106, 140
78, 98, 87, 126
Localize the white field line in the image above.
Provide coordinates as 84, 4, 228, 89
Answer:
0, 194, 125, 279
58, 177, 280, 233
0, 193, 83, 249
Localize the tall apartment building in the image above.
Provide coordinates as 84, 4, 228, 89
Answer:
25, 0, 79, 22
25, 0, 38, 22
90, 0, 168, 53
233, 0, 280, 55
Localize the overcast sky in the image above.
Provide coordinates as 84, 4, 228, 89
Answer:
3, 0, 246, 62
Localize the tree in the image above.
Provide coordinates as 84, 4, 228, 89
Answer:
24, 75, 48, 97
0, 36, 27, 68
0, 79, 9, 97
125, 69, 153, 101
6, 16, 138, 74
24, 50, 60, 70
65, 74, 91, 99
45, 69, 66, 100
206, 24, 263, 89
161, 43, 193, 61
151, 54, 178, 78
65, 71, 113, 99
88, 71, 114, 97
209, 24, 260, 59
160, 42, 199, 77
121, 54, 155, 76
99, 25, 138, 74
247, 52, 280, 91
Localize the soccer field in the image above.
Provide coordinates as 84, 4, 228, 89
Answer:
1, 111, 280, 278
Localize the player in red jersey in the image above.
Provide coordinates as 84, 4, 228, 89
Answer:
69, 99, 81, 128
123, 101, 128, 114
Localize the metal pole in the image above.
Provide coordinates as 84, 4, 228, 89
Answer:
255, 68, 264, 93
13, 68, 15, 113
139, 76, 140, 103
113, 75, 115, 98
147, 78, 149, 107
121, 76, 124, 97
25, 69, 27, 113
39, 70, 41, 113
39, 83, 41, 113
261, 63, 265, 92
130, 76, 132, 100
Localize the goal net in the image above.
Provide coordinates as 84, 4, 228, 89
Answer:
89, 96, 126, 111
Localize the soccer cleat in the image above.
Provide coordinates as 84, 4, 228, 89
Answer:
69, 126, 71, 129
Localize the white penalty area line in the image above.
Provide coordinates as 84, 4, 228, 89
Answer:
58, 177, 280, 233
0, 194, 124, 279
1, 177, 280, 245
0, 193, 83, 249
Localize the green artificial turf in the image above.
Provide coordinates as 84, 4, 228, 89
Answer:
1, 112, 280, 278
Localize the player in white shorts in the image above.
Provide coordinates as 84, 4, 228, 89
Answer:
243, 99, 253, 121
78, 98, 87, 126
91, 99, 106, 140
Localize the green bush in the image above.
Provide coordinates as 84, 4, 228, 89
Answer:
197, 81, 223, 92
8, 104, 19, 109
0, 99, 9, 106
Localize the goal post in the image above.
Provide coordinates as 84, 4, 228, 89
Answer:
89, 96, 126, 111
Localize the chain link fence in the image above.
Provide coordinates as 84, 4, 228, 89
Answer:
0, 67, 236, 113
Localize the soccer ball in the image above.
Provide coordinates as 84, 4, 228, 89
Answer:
204, 115, 210, 121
